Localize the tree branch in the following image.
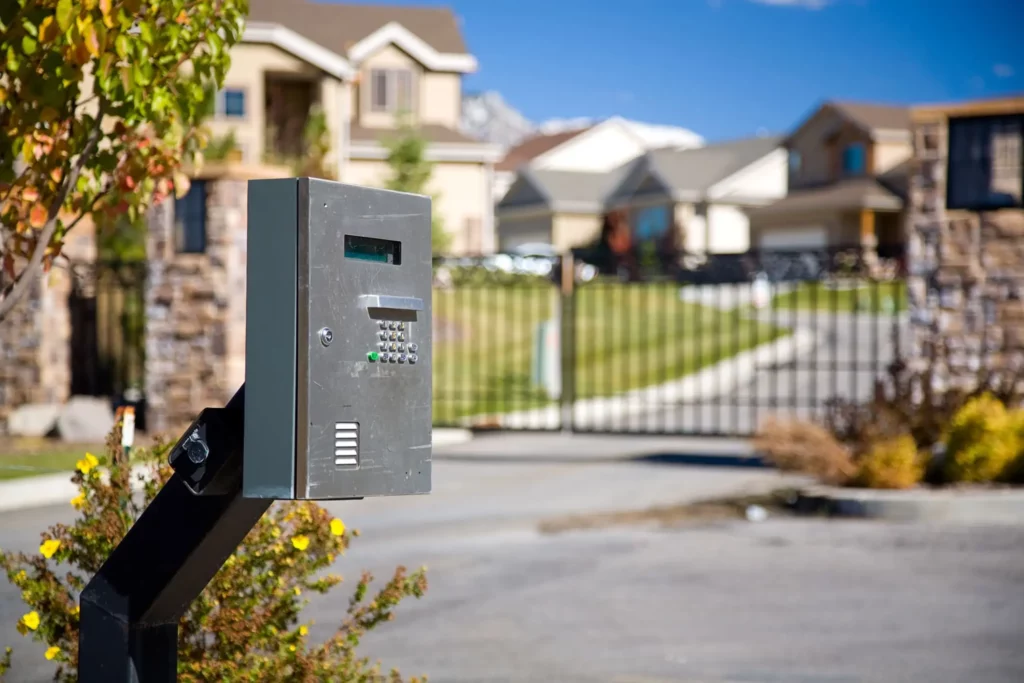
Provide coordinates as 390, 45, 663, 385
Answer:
0, 103, 107, 323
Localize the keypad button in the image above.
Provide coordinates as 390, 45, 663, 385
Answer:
409, 354, 418, 364
388, 322, 397, 330
379, 352, 389, 362
388, 354, 398, 363
398, 354, 407, 363
379, 321, 387, 329
398, 343, 405, 352
389, 332, 397, 341
397, 333, 405, 342
378, 331, 387, 340
408, 343, 418, 353
378, 341, 387, 350
398, 322, 406, 330
389, 342, 397, 351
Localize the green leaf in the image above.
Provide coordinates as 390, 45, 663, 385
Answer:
115, 34, 129, 59
139, 21, 153, 46
55, 0, 74, 31
21, 34, 36, 55
6, 45, 18, 71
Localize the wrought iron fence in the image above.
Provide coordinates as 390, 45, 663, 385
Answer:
432, 246, 908, 436
69, 260, 148, 429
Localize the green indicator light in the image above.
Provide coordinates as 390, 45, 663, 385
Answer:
368, 351, 379, 362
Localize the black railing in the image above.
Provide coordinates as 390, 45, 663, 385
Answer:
432, 246, 907, 436
69, 260, 148, 429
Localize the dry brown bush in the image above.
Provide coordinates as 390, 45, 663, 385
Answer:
754, 417, 857, 486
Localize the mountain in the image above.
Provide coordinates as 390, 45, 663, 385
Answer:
461, 92, 536, 150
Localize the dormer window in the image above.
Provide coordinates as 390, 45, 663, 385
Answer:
842, 142, 867, 176
370, 68, 414, 114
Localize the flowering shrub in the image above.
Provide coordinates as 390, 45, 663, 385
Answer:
942, 393, 1019, 484
854, 435, 924, 490
0, 428, 427, 682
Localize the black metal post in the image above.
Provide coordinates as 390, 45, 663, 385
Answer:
79, 384, 271, 682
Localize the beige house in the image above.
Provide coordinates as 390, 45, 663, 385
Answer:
496, 135, 786, 253
202, 0, 501, 254
749, 101, 912, 253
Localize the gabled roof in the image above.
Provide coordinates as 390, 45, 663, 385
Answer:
496, 128, 593, 172
747, 177, 904, 216
246, 0, 476, 74
498, 164, 631, 213
608, 135, 784, 203
830, 101, 912, 132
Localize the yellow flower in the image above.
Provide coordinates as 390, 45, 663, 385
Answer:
298, 625, 309, 637
70, 493, 86, 509
72, 606, 80, 617
39, 539, 61, 559
293, 586, 302, 596
329, 519, 345, 536
289, 645, 297, 652
15, 570, 27, 584
44, 646, 60, 661
291, 535, 310, 551
22, 611, 40, 630
76, 452, 99, 474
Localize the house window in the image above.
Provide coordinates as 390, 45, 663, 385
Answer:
842, 142, 867, 176
788, 150, 802, 174
217, 88, 246, 118
174, 180, 207, 254
370, 68, 414, 114
947, 114, 1024, 210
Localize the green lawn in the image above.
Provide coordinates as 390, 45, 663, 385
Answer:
771, 281, 907, 314
0, 448, 87, 481
432, 280, 785, 424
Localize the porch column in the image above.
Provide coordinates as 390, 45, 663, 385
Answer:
860, 208, 879, 273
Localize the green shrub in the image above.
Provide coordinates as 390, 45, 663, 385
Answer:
0, 427, 427, 682
942, 393, 1019, 484
855, 435, 924, 489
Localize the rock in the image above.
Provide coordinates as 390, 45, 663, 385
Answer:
6, 403, 61, 437
56, 396, 116, 443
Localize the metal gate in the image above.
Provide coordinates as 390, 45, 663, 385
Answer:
431, 248, 905, 437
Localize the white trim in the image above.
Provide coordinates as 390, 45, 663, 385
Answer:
349, 141, 503, 163
496, 205, 555, 221
348, 22, 477, 74
483, 163, 496, 253
243, 22, 355, 80
337, 83, 350, 180
530, 117, 621, 168
872, 128, 912, 143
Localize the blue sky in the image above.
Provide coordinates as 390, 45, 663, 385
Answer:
349, 0, 1023, 141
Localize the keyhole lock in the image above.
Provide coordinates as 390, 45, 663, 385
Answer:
319, 327, 334, 347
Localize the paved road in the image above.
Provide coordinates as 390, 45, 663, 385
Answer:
2, 435, 1022, 682
574, 312, 911, 435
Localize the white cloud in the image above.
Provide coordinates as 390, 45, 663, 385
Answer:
748, 0, 831, 8
993, 63, 1015, 78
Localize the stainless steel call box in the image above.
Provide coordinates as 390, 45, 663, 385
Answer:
243, 178, 432, 500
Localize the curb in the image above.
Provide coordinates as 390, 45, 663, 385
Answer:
0, 429, 473, 514
797, 485, 1024, 524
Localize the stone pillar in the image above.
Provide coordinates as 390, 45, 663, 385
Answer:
143, 168, 243, 434
907, 102, 1024, 393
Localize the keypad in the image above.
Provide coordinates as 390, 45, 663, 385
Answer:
369, 319, 416, 366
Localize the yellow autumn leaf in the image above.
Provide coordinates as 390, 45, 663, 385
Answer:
39, 16, 60, 44
40, 539, 61, 559
82, 21, 100, 58
22, 611, 40, 630
45, 646, 61, 661
330, 518, 345, 536
29, 204, 48, 229
291, 535, 310, 551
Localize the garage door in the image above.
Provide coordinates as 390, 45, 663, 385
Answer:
759, 226, 827, 251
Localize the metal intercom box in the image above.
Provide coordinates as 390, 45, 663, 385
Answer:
243, 178, 432, 500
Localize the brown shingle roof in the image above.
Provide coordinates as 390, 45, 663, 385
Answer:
748, 177, 904, 216
831, 101, 912, 132
349, 123, 479, 145
249, 0, 468, 56
496, 128, 592, 172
